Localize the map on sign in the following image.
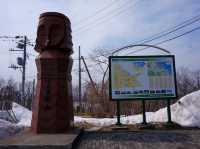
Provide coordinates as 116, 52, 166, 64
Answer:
109, 56, 177, 100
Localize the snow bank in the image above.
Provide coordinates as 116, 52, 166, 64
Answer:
0, 103, 31, 139
0, 102, 32, 127
144, 90, 200, 128
74, 90, 200, 128
173, 90, 200, 127
75, 116, 116, 126
12, 103, 32, 126
0, 102, 32, 126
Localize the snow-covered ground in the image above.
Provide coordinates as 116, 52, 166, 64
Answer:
75, 90, 200, 127
0, 119, 22, 139
12, 102, 32, 126
0, 90, 199, 139
0, 103, 31, 139
0, 102, 32, 126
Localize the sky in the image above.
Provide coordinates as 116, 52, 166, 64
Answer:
0, 0, 200, 86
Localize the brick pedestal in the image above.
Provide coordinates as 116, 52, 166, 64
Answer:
31, 50, 74, 133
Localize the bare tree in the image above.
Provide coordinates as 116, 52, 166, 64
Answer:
193, 70, 200, 90
176, 67, 196, 98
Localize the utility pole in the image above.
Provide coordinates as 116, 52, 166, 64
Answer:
9, 35, 27, 106
22, 36, 27, 105
78, 46, 82, 110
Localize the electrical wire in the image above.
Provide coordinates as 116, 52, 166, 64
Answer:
130, 15, 200, 45
73, 0, 131, 30
89, 13, 200, 57
73, 0, 140, 34
81, 24, 200, 72
126, 25, 200, 55
73, 0, 124, 27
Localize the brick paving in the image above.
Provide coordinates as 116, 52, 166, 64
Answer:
74, 130, 200, 149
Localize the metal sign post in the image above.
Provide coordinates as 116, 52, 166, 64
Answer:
142, 100, 147, 125
116, 100, 121, 125
167, 99, 172, 123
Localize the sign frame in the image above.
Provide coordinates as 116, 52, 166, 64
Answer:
109, 55, 178, 101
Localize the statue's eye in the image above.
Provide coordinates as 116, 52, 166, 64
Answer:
37, 25, 46, 37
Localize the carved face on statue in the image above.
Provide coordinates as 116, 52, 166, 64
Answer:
35, 12, 73, 54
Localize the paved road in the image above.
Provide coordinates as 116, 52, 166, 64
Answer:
74, 130, 200, 149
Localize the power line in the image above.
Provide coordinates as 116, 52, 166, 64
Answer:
75, 13, 200, 61
74, 4, 200, 60
134, 15, 200, 45
0, 37, 35, 47
126, 25, 200, 55
90, 13, 200, 57
71, 25, 200, 85
73, 0, 140, 34
73, 0, 131, 30
0, 36, 23, 39
73, 0, 123, 27
87, 26, 200, 88
84, 22, 200, 65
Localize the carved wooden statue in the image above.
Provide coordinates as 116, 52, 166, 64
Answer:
31, 12, 74, 133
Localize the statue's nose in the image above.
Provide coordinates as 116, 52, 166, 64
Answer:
45, 38, 50, 47
44, 27, 51, 47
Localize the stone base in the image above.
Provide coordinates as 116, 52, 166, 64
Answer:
136, 123, 155, 130
0, 128, 83, 149
162, 122, 182, 129
111, 125, 129, 131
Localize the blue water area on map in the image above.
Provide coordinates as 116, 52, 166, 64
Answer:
157, 61, 172, 74
132, 61, 146, 67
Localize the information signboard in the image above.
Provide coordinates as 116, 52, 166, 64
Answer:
109, 55, 177, 100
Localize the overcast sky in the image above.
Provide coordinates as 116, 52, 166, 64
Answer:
0, 0, 200, 85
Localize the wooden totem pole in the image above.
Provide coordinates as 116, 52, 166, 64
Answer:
31, 12, 74, 133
